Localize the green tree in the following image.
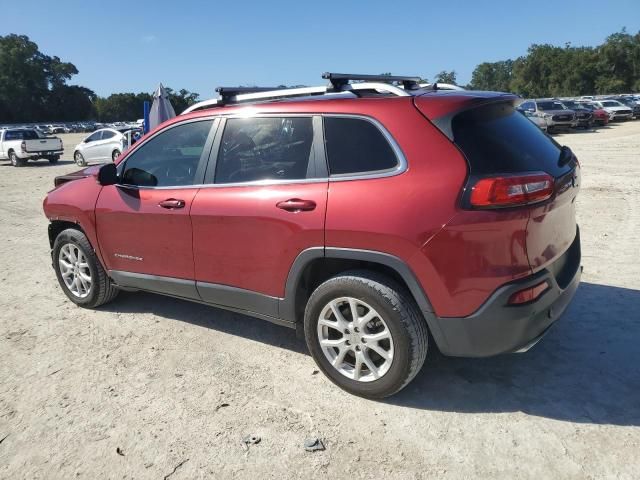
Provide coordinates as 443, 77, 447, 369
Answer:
434, 70, 457, 85
469, 60, 513, 91
0, 34, 95, 122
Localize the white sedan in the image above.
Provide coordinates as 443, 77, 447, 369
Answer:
73, 128, 126, 166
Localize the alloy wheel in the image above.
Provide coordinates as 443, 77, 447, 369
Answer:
317, 297, 394, 382
58, 243, 92, 298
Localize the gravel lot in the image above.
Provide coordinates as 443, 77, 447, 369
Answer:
1, 123, 639, 479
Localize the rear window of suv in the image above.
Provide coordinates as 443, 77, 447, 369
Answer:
452, 102, 568, 177
324, 117, 398, 176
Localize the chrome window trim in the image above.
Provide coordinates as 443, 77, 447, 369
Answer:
117, 114, 407, 190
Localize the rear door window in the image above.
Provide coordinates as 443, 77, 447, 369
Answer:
5, 130, 23, 141
214, 117, 315, 184
452, 102, 570, 178
323, 117, 398, 175
102, 131, 116, 140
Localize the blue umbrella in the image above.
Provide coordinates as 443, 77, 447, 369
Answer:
148, 83, 176, 131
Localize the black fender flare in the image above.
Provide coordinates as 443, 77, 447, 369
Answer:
279, 247, 448, 350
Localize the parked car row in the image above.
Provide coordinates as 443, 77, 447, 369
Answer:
517, 94, 639, 133
0, 124, 143, 167
0, 121, 140, 136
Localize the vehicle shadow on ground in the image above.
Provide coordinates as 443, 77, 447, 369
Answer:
390, 282, 640, 427
0, 160, 75, 167
104, 281, 640, 426
102, 291, 307, 354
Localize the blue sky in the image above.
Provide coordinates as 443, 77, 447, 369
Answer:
2, 0, 639, 98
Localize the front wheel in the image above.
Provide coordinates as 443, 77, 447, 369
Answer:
304, 271, 428, 398
52, 228, 119, 308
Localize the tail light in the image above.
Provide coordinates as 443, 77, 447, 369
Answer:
20, 141, 26, 152
469, 172, 555, 208
508, 281, 549, 305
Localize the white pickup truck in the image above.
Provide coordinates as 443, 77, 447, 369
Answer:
0, 128, 64, 167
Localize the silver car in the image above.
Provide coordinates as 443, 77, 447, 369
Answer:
520, 99, 577, 132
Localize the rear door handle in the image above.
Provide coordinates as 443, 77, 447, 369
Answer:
276, 198, 316, 212
158, 198, 185, 209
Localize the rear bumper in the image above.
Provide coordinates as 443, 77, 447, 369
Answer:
432, 230, 581, 357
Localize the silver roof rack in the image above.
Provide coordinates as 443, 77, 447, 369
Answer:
181, 72, 418, 115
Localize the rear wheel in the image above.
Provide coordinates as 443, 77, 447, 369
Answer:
304, 271, 428, 398
74, 151, 86, 166
52, 228, 119, 308
9, 151, 25, 167
48, 155, 59, 164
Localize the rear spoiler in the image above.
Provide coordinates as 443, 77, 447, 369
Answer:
414, 92, 519, 141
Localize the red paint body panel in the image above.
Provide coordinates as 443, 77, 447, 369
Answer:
44, 91, 579, 324
95, 186, 197, 279
190, 182, 327, 297
43, 170, 104, 263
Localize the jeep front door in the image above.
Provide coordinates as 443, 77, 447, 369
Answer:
95, 119, 216, 296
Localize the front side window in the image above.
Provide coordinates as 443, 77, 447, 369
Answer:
215, 117, 314, 184
324, 117, 399, 176
121, 120, 213, 187
85, 132, 101, 143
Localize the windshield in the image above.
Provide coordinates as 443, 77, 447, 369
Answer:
562, 101, 579, 109
537, 101, 565, 111
601, 101, 621, 107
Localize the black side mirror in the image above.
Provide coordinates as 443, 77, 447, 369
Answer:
97, 162, 118, 186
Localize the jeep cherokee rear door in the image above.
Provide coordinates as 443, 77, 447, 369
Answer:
190, 116, 327, 315
95, 119, 216, 295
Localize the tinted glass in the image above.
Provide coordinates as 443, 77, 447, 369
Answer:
85, 132, 101, 142
121, 120, 213, 187
602, 101, 621, 107
5, 130, 23, 140
324, 117, 398, 175
452, 102, 569, 178
102, 130, 116, 140
537, 101, 565, 110
215, 117, 314, 184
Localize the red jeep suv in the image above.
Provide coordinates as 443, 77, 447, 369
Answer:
43, 73, 581, 398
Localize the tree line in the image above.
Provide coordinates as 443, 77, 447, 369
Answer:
0, 34, 200, 123
1, 30, 639, 123
467, 29, 640, 97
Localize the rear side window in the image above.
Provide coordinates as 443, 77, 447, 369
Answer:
5, 130, 23, 140
324, 117, 398, 175
215, 117, 314, 184
102, 131, 116, 140
452, 102, 567, 177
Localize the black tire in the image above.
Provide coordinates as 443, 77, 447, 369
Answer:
48, 156, 59, 164
74, 151, 86, 166
52, 228, 119, 308
112, 149, 121, 162
9, 150, 26, 167
304, 270, 428, 398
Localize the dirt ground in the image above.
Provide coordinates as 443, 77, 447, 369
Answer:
1, 123, 639, 480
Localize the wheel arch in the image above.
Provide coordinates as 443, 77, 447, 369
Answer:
280, 248, 448, 350
48, 220, 85, 248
